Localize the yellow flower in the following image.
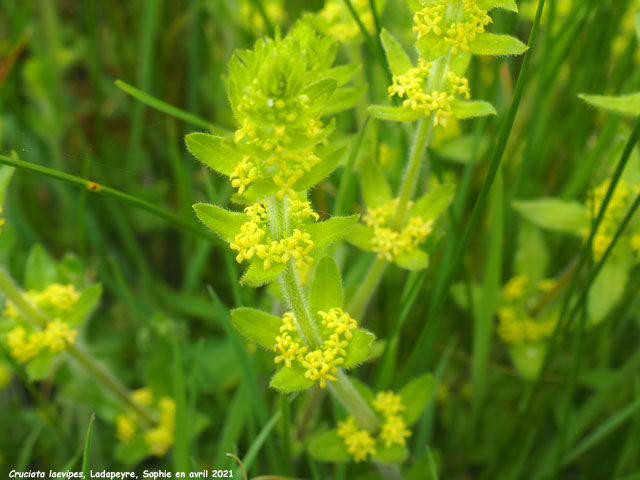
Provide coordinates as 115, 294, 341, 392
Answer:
7, 327, 44, 363
42, 319, 77, 353
116, 415, 136, 443
504, 274, 529, 301
372, 391, 406, 417
380, 415, 411, 448
132, 388, 154, 406
337, 417, 377, 462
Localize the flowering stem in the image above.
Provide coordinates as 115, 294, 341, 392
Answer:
272, 197, 379, 432
0, 268, 156, 425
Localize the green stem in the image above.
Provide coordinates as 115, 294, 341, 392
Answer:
0, 268, 156, 426
0, 154, 221, 247
272, 197, 378, 432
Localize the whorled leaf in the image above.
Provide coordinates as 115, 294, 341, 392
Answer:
512, 198, 589, 235
410, 183, 456, 222
309, 256, 344, 314
452, 99, 497, 119
239, 260, 286, 288
372, 443, 408, 463
368, 105, 423, 122
477, 0, 518, 12
381, 28, 413, 76
303, 215, 359, 249
342, 329, 376, 368
307, 430, 350, 462
67, 285, 103, 327
344, 223, 375, 252
294, 144, 345, 192
325, 85, 368, 116
270, 363, 314, 392
394, 249, 429, 271
185, 133, 241, 176
231, 307, 282, 350
469, 33, 528, 56
579, 92, 640, 116
193, 203, 249, 243
361, 158, 393, 209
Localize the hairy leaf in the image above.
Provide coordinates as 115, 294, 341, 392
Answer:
304, 215, 359, 249
394, 249, 429, 271
579, 92, 640, 116
185, 133, 241, 176
400, 374, 434, 425
270, 364, 314, 392
452, 99, 497, 119
361, 158, 393, 208
343, 329, 376, 368
307, 430, 350, 462
193, 203, 248, 243
310, 256, 343, 314
381, 28, 413, 76
512, 199, 589, 235
368, 105, 423, 122
231, 307, 282, 350
469, 33, 528, 56
239, 260, 286, 288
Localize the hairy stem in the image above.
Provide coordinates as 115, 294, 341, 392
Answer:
0, 268, 156, 425
272, 197, 379, 432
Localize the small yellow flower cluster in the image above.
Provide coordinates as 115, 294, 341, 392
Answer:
373, 391, 412, 448
239, 0, 285, 35
337, 417, 377, 462
585, 179, 637, 261
337, 391, 411, 462
503, 274, 529, 301
497, 308, 557, 344
316, 0, 375, 43
496, 274, 560, 345
414, 0, 492, 53
446, 71, 471, 100
388, 59, 456, 126
7, 320, 77, 363
363, 199, 434, 261
229, 199, 317, 270
274, 308, 358, 389
116, 388, 176, 457
413, 4, 445, 37
3, 283, 80, 320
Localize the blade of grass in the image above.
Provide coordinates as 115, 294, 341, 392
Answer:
82, 413, 96, 480
171, 337, 190, 473
115, 79, 215, 131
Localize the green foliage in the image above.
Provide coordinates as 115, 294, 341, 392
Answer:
579, 92, 640, 116
512, 198, 589, 235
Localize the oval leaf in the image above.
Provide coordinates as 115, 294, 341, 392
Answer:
310, 256, 344, 314
193, 203, 248, 243
381, 28, 413, 76
185, 133, 241, 176
410, 183, 456, 221
368, 105, 423, 122
512, 199, 588, 235
361, 159, 392, 209
579, 92, 640, 116
239, 260, 286, 288
343, 329, 376, 368
231, 307, 282, 350
394, 249, 429, 271
452, 99, 497, 119
307, 430, 350, 462
303, 215, 359, 249
270, 364, 314, 392
469, 33, 528, 56
345, 223, 375, 252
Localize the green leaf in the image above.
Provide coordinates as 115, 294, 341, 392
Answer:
239, 260, 286, 288
325, 85, 368, 116
469, 33, 528, 56
307, 430, 350, 462
394, 249, 429, 271
25, 245, 58, 291
416, 34, 449, 62
231, 307, 282, 350
509, 343, 547, 381
326, 64, 361, 87
294, 146, 346, 192
380, 28, 413, 76
67, 285, 103, 326
303, 78, 338, 104
361, 159, 392, 209
350, 376, 375, 404
477, 0, 518, 12
410, 183, 456, 221
400, 374, 434, 425
303, 215, 359, 249
344, 223, 375, 252
452, 99, 497, 119
512, 199, 589, 235
270, 364, 314, 392
343, 329, 376, 368
310, 256, 343, 314
185, 133, 241, 176
193, 203, 248, 243
368, 105, 423, 122
515, 225, 549, 283
372, 443, 408, 463
588, 260, 628, 324
578, 92, 640, 116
